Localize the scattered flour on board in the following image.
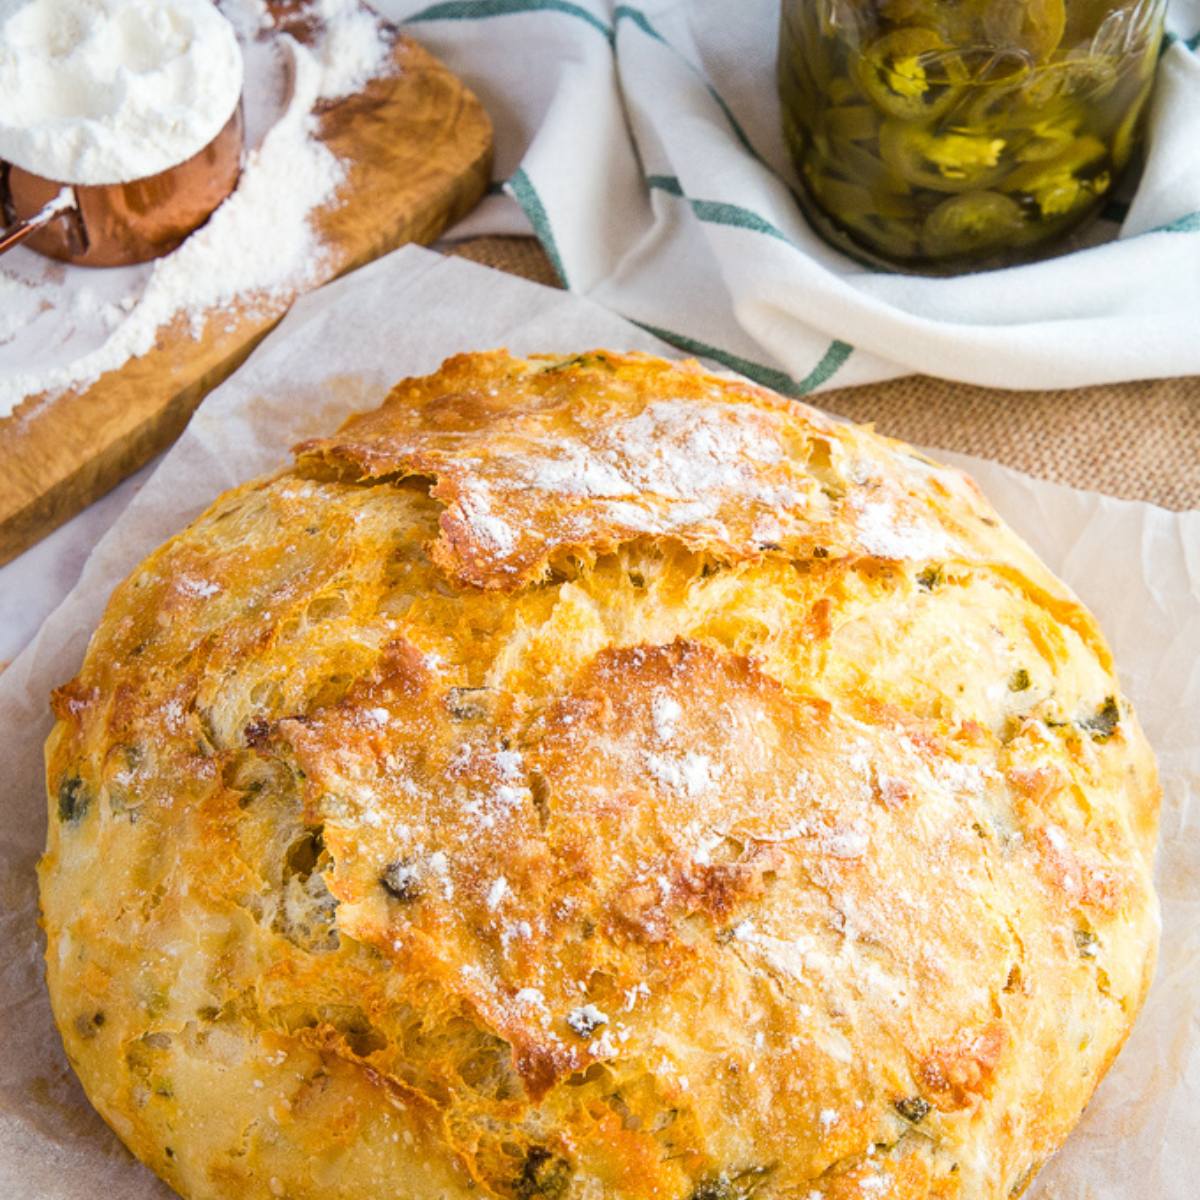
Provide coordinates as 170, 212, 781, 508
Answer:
0, 0, 390, 419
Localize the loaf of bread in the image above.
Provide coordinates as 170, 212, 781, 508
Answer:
39, 351, 1160, 1200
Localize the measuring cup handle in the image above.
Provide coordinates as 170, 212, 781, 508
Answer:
0, 186, 78, 257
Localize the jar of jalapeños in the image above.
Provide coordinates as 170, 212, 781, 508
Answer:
778, 0, 1165, 272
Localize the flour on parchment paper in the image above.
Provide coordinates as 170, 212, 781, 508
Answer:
0, 0, 390, 420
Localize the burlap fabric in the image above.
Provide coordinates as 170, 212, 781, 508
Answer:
447, 237, 1199, 512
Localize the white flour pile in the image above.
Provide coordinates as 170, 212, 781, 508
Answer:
0, 0, 244, 184
0, 0, 391, 420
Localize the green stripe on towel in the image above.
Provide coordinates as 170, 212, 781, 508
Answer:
637, 322, 853, 397
648, 174, 793, 244
509, 173, 852, 396
613, 5, 763, 162
611, 3, 661, 42
795, 338, 855, 392
403, 0, 612, 41
506, 169, 571, 287
690, 199, 791, 243
1154, 211, 1200, 233
645, 174, 684, 196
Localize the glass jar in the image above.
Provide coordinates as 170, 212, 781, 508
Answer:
778, 0, 1166, 273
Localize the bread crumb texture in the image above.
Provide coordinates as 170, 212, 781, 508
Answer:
39, 351, 1160, 1200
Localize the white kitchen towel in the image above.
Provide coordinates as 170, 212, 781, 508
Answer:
373, 0, 1200, 394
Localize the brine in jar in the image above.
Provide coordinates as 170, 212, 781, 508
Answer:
777, 0, 1165, 272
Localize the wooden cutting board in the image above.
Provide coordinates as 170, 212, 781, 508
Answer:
0, 11, 492, 567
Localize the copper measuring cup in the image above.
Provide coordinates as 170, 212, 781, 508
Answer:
0, 103, 244, 268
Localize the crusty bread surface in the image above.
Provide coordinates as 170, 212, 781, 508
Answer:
39, 351, 1160, 1200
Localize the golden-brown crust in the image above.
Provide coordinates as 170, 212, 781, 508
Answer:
39, 351, 1159, 1200
293, 352, 1069, 600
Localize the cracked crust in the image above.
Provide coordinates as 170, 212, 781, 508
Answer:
39, 351, 1159, 1200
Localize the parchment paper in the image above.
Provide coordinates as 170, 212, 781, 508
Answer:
0, 246, 1196, 1199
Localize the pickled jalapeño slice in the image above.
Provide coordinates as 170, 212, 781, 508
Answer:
855, 28, 968, 120
922, 191, 1026, 257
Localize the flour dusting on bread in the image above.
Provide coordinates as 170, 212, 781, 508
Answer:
39, 351, 1159, 1200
